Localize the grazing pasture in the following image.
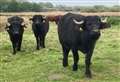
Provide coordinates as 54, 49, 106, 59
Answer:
0, 14, 120, 82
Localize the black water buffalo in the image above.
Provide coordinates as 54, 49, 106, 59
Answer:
58, 13, 110, 78
6, 16, 26, 54
30, 15, 49, 50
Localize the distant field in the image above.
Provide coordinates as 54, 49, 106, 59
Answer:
0, 11, 120, 16
0, 17, 120, 82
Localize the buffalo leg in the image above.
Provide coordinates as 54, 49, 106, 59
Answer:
12, 42, 17, 54
17, 35, 23, 51
72, 48, 79, 71
85, 49, 94, 78
41, 36, 45, 48
40, 36, 45, 48
42, 36, 45, 48
36, 36, 40, 50
62, 45, 70, 67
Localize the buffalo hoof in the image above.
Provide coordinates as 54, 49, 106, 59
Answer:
63, 63, 68, 67
13, 52, 16, 55
17, 49, 21, 51
36, 47, 40, 50
86, 74, 92, 78
72, 65, 78, 71
63, 59, 68, 67
85, 71, 92, 78
40, 46, 45, 49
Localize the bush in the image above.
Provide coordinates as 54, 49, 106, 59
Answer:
108, 16, 120, 25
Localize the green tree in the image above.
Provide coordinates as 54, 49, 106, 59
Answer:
7, 0, 19, 12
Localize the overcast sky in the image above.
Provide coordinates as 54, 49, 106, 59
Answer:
29, 0, 119, 6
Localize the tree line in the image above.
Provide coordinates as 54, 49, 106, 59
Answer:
0, 0, 53, 12
0, 0, 120, 12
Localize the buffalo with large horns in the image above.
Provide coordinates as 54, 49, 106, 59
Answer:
58, 13, 111, 78
6, 16, 26, 54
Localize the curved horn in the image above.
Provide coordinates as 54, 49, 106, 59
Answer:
43, 16, 46, 20
5, 23, 10, 31
101, 17, 107, 23
6, 22, 10, 27
73, 19, 84, 25
21, 22, 25, 25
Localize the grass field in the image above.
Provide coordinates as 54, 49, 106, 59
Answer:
0, 18, 120, 82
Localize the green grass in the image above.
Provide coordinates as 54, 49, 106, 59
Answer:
0, 23, 120, 82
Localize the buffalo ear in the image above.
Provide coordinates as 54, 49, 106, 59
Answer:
29, 18, 33, 21
100, 22, 111, 29
5, 24, 10, 31
22, 24, 27, 28
21, 22, 28, 28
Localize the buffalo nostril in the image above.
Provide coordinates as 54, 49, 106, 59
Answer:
14, 32, 19, 35
35, 21, 40, 24
35, 22, 39, 24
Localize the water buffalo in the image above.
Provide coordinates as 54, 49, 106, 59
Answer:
5, 16, 26, 54
58, 13, 111, 78
30, 15, 49, 50
46, 15, 63, 24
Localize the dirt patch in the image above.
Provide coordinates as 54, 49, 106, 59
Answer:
48, 73, 65, 81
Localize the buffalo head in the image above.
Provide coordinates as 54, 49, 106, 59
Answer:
73, 16, 111, 31
73, 16, 111, 39
6, 16, 26, 35
29, 15, 46, 26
